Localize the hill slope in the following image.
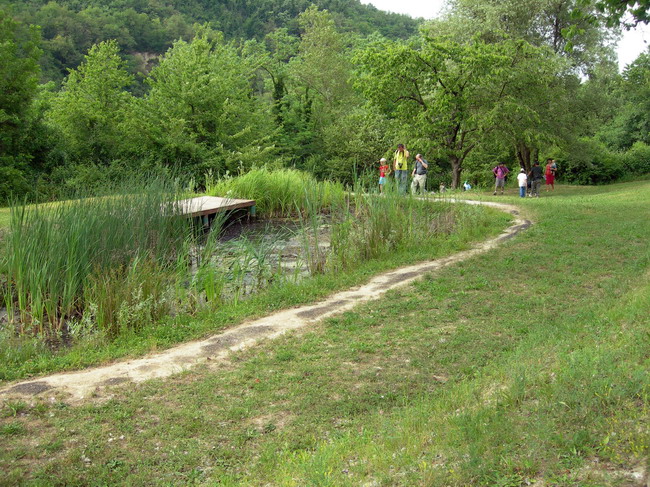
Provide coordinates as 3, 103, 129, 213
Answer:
1, 0, 420, 82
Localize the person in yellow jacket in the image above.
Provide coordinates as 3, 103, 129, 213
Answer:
393, 143, 410, 194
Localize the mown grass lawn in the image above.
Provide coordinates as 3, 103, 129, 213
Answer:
1, 181, 649, 486
0, 208, 10, 229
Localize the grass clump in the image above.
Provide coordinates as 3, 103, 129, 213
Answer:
209, 167, 345, 217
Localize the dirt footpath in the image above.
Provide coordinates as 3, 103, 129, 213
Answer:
0, 199, 531, 404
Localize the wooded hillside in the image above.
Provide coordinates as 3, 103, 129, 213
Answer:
1, 0, 419, 83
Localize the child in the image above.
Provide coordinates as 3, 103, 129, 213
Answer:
379, 157, 389, 193
517, 168, 527, 198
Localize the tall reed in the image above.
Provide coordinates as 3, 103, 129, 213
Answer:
296, 187, 330, 275
3, 180, 190, 337
209, 167, 345, 217
328, 184, 457, 271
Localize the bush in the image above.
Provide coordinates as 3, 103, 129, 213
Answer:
558, 138, 625, 185
622, 142, 650, 176
0, 158, 31, 203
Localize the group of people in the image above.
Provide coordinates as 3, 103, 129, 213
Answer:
378, 144, 431, 195
493, 158, 557, 197
377, 143, 558, 197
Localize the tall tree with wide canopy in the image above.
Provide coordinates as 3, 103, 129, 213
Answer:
441, 0, 616, 171
354, 34, 530, 188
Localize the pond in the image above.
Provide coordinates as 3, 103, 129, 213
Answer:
192, 213, 333, 302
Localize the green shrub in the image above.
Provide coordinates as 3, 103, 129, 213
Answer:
0, 158, 31, 203
622, 142, 650, 176
559, 138, 625, 185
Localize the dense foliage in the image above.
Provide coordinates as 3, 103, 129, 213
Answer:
0, 0, 649, 199
576, 0, 650, 27
0, 0, 419, 83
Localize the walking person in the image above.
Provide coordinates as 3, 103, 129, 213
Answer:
393, 144, 410, 194
378, 158, 389, 194
411, 153, 428, 195
517, 168, 527, 198
545, 158, 557, 191
492, 162, 509, 195
528, 161, 544, 197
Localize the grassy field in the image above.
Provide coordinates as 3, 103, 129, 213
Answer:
0, 208, 10, 229
1, 181, 649, 486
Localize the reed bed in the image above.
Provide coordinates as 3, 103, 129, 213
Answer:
2, 183, 190, 338
325, 186, 457, 272
0, 170, 498, 354
209, 167, 345, 217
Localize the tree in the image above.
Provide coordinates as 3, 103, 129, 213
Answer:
260, 7, 362, 173
576, 0, 650, 27
286, 6, 358, 169
441, 0, 617, 176
617, 49, 650, 145
445, 0, 615, 74
0, 9, 42, 199
46, 40, 134, 165
260, 28, 299, 127
134, 26, 275, 177
355, 34, 515, 188
477, 44, 576, 173
596, 48, 650, 149
291, 6, 355, 114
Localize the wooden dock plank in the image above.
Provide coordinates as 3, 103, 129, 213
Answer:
176, 196, 256, 218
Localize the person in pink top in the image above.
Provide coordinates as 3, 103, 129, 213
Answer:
492, 162, 510, 195
545, 158, 557, 191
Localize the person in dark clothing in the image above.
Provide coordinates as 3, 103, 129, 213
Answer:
528, 161, 544, 197
411, 153, 429, 194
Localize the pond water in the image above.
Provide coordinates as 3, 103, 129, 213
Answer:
191, 214, 333, 301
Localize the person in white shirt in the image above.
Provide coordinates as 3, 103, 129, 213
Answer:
517, 168, 527, 198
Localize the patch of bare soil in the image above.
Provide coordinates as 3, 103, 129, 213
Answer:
0, 199, 531, 404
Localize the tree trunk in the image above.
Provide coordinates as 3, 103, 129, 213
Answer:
450, 154, 461, 189
515, 143, 532, 173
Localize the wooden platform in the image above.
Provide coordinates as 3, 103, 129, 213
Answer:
176, 196, 256, 218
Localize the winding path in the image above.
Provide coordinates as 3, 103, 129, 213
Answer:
0, 199, 531, 403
